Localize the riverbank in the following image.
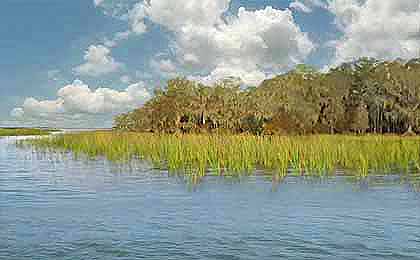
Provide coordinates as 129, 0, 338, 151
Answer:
0, 128, 55, 137
22, 131, 420, 177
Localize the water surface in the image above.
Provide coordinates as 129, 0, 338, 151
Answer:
1, 137, 420, 259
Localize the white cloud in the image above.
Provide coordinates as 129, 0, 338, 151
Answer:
128, 3, 148, 34
290, 0, 328, 13
120, 75, 132, 84
192, 65, 267, 87
290, 1, 313, 13
94, 0, 104, 7
150, 58, 178, 78
104, 31, 131, 48
12, 80, 151, 124
10, 108, 24, 119
21, 98, 65, 118
128, 0, 230, 35
328, 0, 420, 65
74, 45, 122, 77
175, 6, 314, 85
126, 1, 314, 85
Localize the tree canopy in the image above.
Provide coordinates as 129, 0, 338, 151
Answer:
114, 58, 420, 135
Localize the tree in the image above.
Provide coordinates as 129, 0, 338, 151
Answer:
114, 58, 420, 135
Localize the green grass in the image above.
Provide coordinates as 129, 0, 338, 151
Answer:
0, 128, 54, 137
23, 132, 420, 178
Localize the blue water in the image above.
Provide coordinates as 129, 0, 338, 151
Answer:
1, 137, 420, 259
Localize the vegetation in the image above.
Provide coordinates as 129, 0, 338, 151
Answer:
0, 128, 53, 137
25, 132, 420, 177
114, 58, 420, 135
20, 58, 420, 178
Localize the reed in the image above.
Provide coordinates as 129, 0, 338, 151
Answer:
0, 128, 53, 137
23, 132, 420, 177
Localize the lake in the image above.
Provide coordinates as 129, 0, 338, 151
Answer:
1, 136, 420, 259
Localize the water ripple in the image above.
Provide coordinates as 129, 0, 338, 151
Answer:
1, 137, 420, 259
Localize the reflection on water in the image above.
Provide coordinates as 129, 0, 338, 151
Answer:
1, 137, 420, 260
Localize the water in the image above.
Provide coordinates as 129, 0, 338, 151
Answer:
1, 137, 420, 259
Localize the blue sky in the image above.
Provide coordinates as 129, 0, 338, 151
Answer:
1, 0, 419, 127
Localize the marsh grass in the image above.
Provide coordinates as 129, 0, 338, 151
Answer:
23, 132, 420, 178
0, 128, 53, 137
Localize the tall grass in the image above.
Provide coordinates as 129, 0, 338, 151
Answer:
0, 128, 52, 137
23, 132, 420, 177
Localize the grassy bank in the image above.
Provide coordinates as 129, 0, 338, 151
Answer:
0, 128, 53, 137
23, 132, 420, 177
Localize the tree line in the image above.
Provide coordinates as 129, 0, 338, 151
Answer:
114, 58, 420, 135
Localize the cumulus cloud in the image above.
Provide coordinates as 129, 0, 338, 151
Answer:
126, 1, 314, 85
10, 108, 24, 119
100, 0, 229, 47
128, 3, 148, 34
12, 80, 151, 124
290, 1, 313, 13
328, 0, 420, 65
104, 31, 131, 48
182, 7, 313, 83
290, 0, 327, 13
128, 0, 230, 34
19, 98, 64, 118
74, 45, 122, 77
150, 58, 178, 78
120, 75, 132, 84
94, 0, 104, 7
192, 65, 267, 87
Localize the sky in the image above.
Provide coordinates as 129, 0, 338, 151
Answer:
1, 0, 419, 128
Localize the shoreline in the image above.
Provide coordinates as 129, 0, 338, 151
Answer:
0, 128, 55, 137
22, 131, 420, 178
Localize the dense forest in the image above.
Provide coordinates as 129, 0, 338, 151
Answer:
114, 58, 420, 135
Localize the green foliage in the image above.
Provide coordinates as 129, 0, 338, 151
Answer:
0, 128, 53, 136
25, 132, 420, 177
115, 58, 420, 135
294, 64, 319, 75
